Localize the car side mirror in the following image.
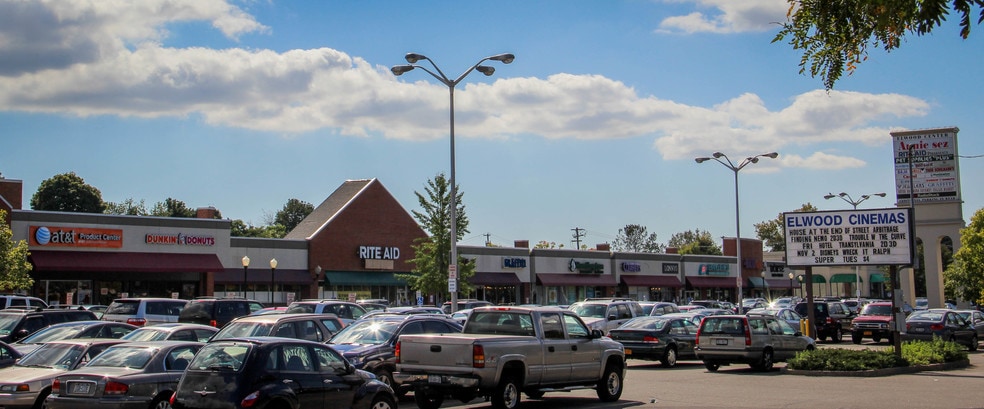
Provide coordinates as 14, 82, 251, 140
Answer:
590, 329, 604, 339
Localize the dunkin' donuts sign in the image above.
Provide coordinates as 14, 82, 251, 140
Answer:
30, 226, 123, 248
145, 233, 216, 246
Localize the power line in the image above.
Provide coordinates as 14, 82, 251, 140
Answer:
571, 227, 585, 249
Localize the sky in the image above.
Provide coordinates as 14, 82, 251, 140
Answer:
2, 0, 982, 250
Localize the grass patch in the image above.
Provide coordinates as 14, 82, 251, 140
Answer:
786, 338, 967, 371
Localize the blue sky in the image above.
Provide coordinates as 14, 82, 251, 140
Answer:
2, 1, 982, 249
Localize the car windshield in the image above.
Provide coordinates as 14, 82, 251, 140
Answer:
105, 301, 140, 315
328, 320, 398, 345
915, 299, 929, 307
285, 304, 315, 314
188, 343, 250, 371
18, 324, 86, 344
121, 328, 167, 342
17, 343, 85, 369
750, 309, 779, 317
570, 304, 607, 318
85, 346, 153, 368
212, 322, 275, 340
0, 314, 22, 334
619, 318, 669, 330
909, 311, 943, 321
700, 318, 746, 336
861, 304, 893, 316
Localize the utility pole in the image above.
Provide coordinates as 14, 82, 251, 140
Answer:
483, 233, 492, 246
571, 227, 585, 249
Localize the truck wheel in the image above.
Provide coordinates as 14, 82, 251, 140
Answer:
832, 328, 842, 343
704, 361, 720, 372
596, 363, 623, 402
370, 394, 397, 409
851, 332, 862, 344
872, 336, 882, 343
491, 376, 521, 409
413, 391, 444, 409
756, 349, 774, 372
660, 346, 677, 368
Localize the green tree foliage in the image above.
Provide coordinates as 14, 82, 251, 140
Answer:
668, 229, 722, 255
150, 198, 196, 218
104, 198, 148, 216
534, 241, 563, 249
755, 203, 818, 252
773, 0, 984, 89
612, 224, 666, 253
399, 174, 474, 300
944, 208, 984, 304
275, 198, 314, 234
230, 220, 286, 238
30, 172, 105, 213
0, 210, 34, 291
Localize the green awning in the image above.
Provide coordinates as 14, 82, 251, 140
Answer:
869, 273, 889, 283
830, 273, 862, 283
323, 271, 409, 286
748, 277, 766, 288
809, 275, 826, 284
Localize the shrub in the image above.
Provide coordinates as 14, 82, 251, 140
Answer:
787, 339, 967, 371
901, 337, 967, 365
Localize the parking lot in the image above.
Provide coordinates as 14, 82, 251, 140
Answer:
420, 341, 984, 409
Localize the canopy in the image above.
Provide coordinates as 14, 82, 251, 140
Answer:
830, 273, 862, 283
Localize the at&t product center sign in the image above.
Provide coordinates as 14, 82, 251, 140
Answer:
783, 208, 914, 267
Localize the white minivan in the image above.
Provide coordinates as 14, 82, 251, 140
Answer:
102, 297, 188, 326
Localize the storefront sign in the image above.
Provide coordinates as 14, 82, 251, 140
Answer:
569, 259, 604, 274
698, 263, 730, 276
145, 233, 216, 246
503, 257, 527, 268
784, 208, 914, 267
621, 262, 641, 272
662, 263, 679, 274
359, 245, 400, 260
892, 128, 959, 205
30, 226, 123, 248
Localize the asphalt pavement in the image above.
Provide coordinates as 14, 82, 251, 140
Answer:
412, 341, 984, 409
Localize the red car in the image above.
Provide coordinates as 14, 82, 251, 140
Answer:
850, 301, 895, 344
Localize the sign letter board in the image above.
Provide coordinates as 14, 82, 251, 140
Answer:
783, 208, 914, 267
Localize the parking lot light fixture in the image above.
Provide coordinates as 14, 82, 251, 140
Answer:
241, 255, 250, 298
824, 191, 886, 306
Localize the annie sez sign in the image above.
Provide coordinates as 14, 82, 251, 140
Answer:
783, 208, 914, 267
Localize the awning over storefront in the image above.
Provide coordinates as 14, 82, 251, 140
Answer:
830, 273, 862, 283
801, 275, 826, 284
869, 273, 889, 283
620, 275, 683, 288
30, 250, 224, 273
472, 272, 522, 286
536, 274, 616, 287
747, 277, 766, 288
765, 279, 796, 289
215, 268, 313, 285
323, 271, 409, 286
686, 276, 735, 288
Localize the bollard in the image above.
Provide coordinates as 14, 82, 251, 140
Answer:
800, 318, 811, 338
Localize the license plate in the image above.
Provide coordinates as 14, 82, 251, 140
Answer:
624, 348, 632, 355
913, 328, 925, 333
715, 339, 729, 345
863, 331, 872, 336
428, 375, 441, 384
69, 382, 93, 394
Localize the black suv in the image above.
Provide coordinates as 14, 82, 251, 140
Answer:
0, 309, 97, 343
794, 300, 855, 342
178, 298, 264, 328
170, 337, 397, 409
327, 313, 463, 395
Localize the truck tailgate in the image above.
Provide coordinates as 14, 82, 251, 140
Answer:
398, 333, 530, 373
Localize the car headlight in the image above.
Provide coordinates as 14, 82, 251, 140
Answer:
346, 355, 365, 366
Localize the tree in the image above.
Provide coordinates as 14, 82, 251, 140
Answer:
30, 172, 104, 213
755, 203, 818, 252
668, 229, 722, 255
944, 207, 984, 304
150, 198, 196, 218
275, 198, 314, 234
533, 241, 563, 249
0, 210, 34, 292
612, 224, 666, 253
773, 0, 984, 89
399, 174, 474, 300
230, 220, 286, 238
104, 198, 148, 216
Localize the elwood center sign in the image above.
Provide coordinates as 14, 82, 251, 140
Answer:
783, 208, 915, 267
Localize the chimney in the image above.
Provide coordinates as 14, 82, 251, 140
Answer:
0, 178, 23, 223
514, 240, 529, 249
596, 243, 610, 251
196, 207, 218, 219
666, 247, 679, 254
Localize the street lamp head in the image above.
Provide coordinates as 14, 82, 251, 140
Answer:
242, 255, 250, 268
874, 192, 887, 197
488, 53, 515, 64
695, 157, 711, 163
476, 65, 495, 76
712, 152, 725, 158
748, 157, 760, 164
788, 272, 794, 279
390, 65, 415, 76
762, 152, 779, 159
838, 192, 849, 197
824, 193, 836, 200
270, 258, 278, 269
405, 53, 428, 64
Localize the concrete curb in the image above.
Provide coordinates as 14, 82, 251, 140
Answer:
781, 359, 970, 377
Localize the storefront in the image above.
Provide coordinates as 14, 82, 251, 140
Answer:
531, 248, 616, 306
682, 256, 738, 302
459, 244, 530, 305
615, 253, 683, 303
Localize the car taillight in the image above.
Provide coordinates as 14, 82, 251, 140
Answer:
743, 319, 752, 347
242, 391, 260, 408
695, 327, 702, 344
126, 318, 147, 326
104, 381, 129, 395
210, 319, 218, 327
473, 345, 486, 368
642, 335, 660, 343
930, 323, 945, 331
169, 392, 176, 405
51, 379, 60, 394
827, 317, 835, 324
394, 341, 401, 364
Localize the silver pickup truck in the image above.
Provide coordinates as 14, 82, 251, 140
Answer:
393, 306, 625, 409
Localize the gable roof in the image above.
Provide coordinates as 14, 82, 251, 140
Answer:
285, 179, 412, 240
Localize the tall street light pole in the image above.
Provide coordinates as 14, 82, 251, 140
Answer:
695, 152, 779, 305
824, 191, 886, 306
392, 52, 514, 313
241, 255, 250, 298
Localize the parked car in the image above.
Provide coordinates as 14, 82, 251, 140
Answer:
440, 299, 493, 314
0, 309, 99, 343
328, 314, 463, 395
678, 305, 707, 312
793, 300, 854, 342
102, 298, 189, 326
209, 313, 344, 342
0, 339, 127, 409
607, 315, 699, 367
169, 337, 397, 409
695, 314, 815, 372
0, 295, 48, 310
47, 340, 204, 409
177, 298, 264, 328
644, 302, 681, 316
284, 300, 368, 325
914, 298, 930, 310
569, 298, 644, 333
12, 320, 136, 354
746, 308, 808, 334
660, 311, 713, 327
850, 301, 896, 344
740, 300, 769, 314
902, 309, 978, 350
955, 310, 984, 344
0, 340, 22, 369
46, 305, 108, 319
120, 323, 219, 342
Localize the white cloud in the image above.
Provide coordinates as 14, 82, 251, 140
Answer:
0, 0, 931, 172
656, 0, 790, 34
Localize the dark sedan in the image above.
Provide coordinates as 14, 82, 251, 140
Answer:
607, 316, 699, 367
46, 341, 204, 409
120, 323, 218, 342
902, 309, 978, 350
